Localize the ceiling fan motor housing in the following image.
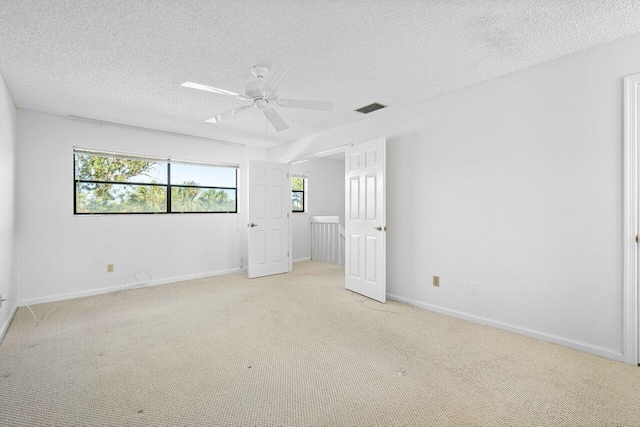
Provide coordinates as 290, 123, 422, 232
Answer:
244, 80, 277, 108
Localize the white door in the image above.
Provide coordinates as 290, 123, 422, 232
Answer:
248, 160, 290, 279
345, 137, 386, 302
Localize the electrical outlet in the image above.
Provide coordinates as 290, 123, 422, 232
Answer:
107, 264, 114, 273
433, 276, 440, 287
469, 282, 479, 295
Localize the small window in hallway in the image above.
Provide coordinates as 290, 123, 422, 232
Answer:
291, 176, 305, 213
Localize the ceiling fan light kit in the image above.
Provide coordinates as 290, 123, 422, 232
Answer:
182, 64, 335, 132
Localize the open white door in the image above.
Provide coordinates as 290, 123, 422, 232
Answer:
248, 160, 290, 279
345, 137, 386, 302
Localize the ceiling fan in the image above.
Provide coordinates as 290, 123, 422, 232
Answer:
181, 65, 335, 132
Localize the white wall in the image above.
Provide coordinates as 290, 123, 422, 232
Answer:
16, 110, 267, 303
269, 32, 640, 361
290, 158, 345, 261
0, 73, 17, 338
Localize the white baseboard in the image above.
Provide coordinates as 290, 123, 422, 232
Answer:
387, 293, 625, 363
0, 302, 18, 343
293, 257, 311, 263
19, 267, 244, 306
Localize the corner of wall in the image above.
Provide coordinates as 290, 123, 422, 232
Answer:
0, 71, 18, 342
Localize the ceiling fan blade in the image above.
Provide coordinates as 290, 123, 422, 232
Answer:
276, 99, 335, 111
205, 105, 254, 123
261, 64, 292, 94
263, 108, 289, 132
181, 82, 251, 102
182, 81, 238, 96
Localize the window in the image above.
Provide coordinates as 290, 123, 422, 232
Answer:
291, 176, 305, 213
74, 148, 237, 214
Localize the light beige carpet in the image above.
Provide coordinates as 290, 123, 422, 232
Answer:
0, 261, 639, 426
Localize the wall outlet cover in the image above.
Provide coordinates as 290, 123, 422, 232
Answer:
107, 264, 114, 273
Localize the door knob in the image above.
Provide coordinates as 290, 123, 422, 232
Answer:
249, 223, 258, 228
373, 226, 382, 231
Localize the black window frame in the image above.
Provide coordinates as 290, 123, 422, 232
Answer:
73, 150, 238, 215
291, 176, 305, 213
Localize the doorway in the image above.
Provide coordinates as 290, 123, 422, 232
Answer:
286, 138, 388, 303
289, 152, 346, 267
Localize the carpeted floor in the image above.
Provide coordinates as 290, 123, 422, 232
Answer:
0, 261, 639, 426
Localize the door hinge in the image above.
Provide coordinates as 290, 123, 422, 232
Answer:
287, 173, 289, 178
636, 235, 638, 243
287, 252, 289, 257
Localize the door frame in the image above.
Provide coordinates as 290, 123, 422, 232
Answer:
623, 72, 640, 365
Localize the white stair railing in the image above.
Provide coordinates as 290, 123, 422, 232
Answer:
310, 216, 345, 266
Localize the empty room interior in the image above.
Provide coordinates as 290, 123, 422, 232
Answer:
2, 1, 640, 425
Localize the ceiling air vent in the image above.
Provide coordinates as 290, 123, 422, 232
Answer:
355, 102, 387, 114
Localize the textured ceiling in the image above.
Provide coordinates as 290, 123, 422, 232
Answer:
1, 1, 640, 149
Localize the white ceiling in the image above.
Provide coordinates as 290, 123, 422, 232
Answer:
1, 1, 640, 149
